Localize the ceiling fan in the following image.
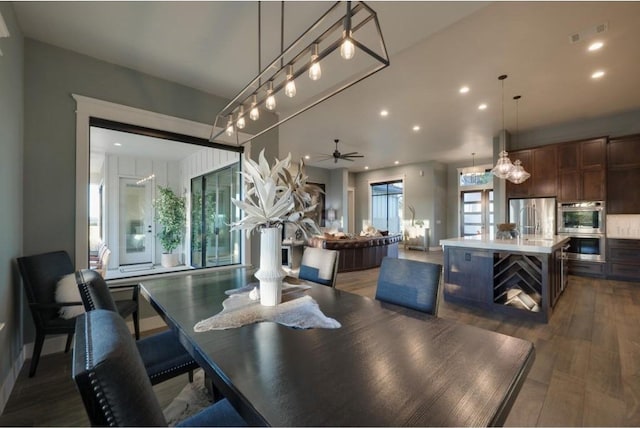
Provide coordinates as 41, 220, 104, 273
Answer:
320, 139, 365, 163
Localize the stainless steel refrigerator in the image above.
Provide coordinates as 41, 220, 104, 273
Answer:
508, 197, 556, 238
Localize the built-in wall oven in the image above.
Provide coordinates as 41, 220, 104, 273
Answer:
557, 201, 605, 262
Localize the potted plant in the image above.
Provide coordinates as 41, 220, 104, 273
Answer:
231, 149, 321, 306
154, 186, 186, 267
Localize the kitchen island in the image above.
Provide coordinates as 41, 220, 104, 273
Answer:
440, 235, 570, 322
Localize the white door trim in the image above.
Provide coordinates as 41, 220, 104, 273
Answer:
73, 94, 251, 269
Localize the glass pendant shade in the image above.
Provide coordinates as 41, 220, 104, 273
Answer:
250, 95, 259, 121
492, 150, 515, 179
285, 65, 296, 98
340, 33, 355, 60
309, 44, 322, 80
508, 160, 530, 184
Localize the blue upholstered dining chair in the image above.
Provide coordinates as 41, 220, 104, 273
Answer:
298, 246, 340, 287
72, 310, 246, 427
16, 250, 139, 377
75, 269, 199, 386
375, 257, 443, 316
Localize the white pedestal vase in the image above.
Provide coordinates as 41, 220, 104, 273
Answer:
254, 227, 286, 306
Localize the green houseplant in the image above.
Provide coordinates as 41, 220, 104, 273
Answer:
154, 186, 186, 267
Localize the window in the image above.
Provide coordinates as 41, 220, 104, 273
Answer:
370, 180, 403, 233
191, 164, 242, 268
459, 169, 493, 187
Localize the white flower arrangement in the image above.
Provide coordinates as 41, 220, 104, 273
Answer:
231, 149, 322, 237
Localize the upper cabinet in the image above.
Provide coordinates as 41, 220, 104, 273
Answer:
557, 138, 606, 202
608, 134, 640, 214
506, 146, 557, 198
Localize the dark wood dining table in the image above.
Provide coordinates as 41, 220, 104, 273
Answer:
139, 267, 535, 427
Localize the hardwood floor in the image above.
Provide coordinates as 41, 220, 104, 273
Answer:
1, 248, 639, 426
339, 249, 640, 427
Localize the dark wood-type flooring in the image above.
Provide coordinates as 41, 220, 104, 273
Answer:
1, 248, 639, 426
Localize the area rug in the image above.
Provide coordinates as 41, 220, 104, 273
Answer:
162, 369, 211, 427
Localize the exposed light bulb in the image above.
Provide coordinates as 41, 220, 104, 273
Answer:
341, 34, 355, 60
309, 43, 321, 81
236, 107, 246, 129
285, 65, 296, 98
265, 81, 276, 111
225, 116, 234, 137
249, 94, 259, 121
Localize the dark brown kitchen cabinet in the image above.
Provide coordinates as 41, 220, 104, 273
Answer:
557, 137, 606, 202
531, 146, 558, 197
505, 150, 531, 198
608, 239, 640, 281
608, 134, 640, 214
506, 146, 556, 198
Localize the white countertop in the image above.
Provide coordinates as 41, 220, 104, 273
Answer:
440, 234, 570, 254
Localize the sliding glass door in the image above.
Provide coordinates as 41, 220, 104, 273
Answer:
191, 164, 241, 268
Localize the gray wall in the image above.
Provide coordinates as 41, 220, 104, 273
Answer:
513, 108, 640, 150
22, 39, 278, 341
353, 161, 448, 246
0, 1, 24, 408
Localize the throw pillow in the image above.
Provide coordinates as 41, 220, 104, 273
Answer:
55, 273, 85, 319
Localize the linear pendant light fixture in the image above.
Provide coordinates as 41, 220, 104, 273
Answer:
210, 1, 390, 145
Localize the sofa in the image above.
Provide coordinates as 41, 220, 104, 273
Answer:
307, 234, 402, 272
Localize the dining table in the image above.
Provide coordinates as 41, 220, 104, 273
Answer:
139, 267, 535, 427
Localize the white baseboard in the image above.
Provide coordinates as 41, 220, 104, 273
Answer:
0, 314, 165, 416
0, 348, 25, 415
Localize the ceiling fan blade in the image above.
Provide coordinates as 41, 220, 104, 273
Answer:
340, 152, 359, 156
343, 154, 364, 158
315, 155, 334, 162
340, 157, 355, 162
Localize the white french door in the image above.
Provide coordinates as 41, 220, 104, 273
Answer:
119, 178, 153, 265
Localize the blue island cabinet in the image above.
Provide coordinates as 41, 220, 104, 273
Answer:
441, 235, 569, 323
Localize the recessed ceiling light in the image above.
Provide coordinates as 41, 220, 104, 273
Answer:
588, 41, 604, 51
478, 103, 487, 110
412, 125, 420, 132
591, 70, 605, 79
394, 160, 399, 165
364, 166, 369, 170
114, 142, 122, 147
304, 155, 310, 160
459, 86, 470, 94
380, 110, 389, 117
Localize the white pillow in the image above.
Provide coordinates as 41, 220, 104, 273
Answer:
55, 273, 85, 319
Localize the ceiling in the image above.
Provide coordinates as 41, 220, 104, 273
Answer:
13, 1, 640, 171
